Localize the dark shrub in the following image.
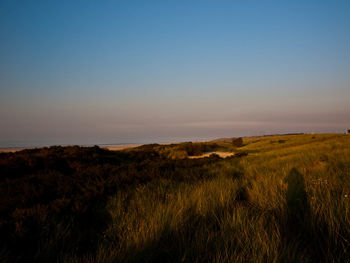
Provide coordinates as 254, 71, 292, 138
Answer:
234, 152, 248, 158
179, 142, 203, 156
232, 137, 243, 147
209, 153, 220, 158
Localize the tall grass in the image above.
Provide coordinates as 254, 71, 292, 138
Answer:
2, 134, 349, 262
63, 134, 350, 262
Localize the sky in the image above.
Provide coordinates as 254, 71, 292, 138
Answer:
1, 0, 350, 146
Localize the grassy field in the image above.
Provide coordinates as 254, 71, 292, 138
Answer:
80, 133, 350, 263
1, 133, 350, 262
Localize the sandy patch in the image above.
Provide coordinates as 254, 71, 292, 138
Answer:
188, 151, 235, 159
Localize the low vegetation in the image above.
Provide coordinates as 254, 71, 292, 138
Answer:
1, 134, 350, 262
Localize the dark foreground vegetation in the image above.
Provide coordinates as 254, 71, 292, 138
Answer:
0, 142, 242, 262
1, 134, 350, 262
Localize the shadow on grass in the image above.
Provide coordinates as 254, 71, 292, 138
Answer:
111, 192, 245, 263
94, 168, 349, 263
285, 168, 310, 229
111, 170, 316, 263
277, 168, 312, 262
278, 168, 340, 263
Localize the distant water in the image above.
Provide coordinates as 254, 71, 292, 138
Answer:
0, 140, 140, 149
0, 137, 215, 148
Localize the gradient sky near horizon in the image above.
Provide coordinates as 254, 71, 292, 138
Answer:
1, 0, 350, 146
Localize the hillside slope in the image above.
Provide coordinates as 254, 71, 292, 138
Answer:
1, 134, 349, 262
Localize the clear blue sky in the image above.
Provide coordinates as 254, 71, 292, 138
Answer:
1, 0, 350, 146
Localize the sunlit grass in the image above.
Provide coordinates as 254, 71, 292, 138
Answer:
64, 134, 350, 262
